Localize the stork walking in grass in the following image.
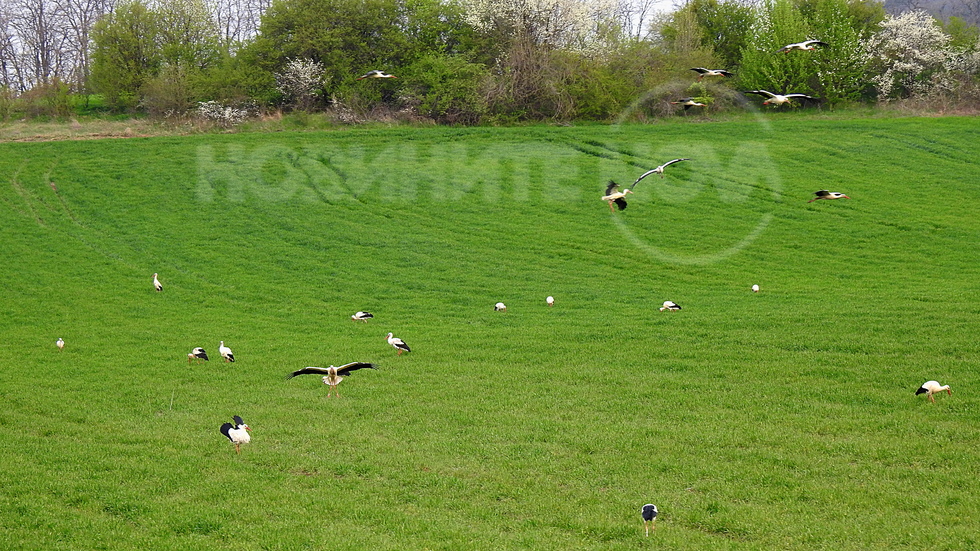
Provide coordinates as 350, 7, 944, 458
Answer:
744, 90, 818, 106
632, 159, 691, 185
690, 68, 733, 80
546, 296, 555, 307
752, 284, 760, 293
351, 311, 374, 322
601, 181, 633, 212
219, 341, 235, 362
494, 302, 507, 311
56, 337, 65, 351
660, 301, 682, 312
641, 504, 658, 536
357, 70, 396, 80
187, 347, 209, 364
219, 415, 251, 454
807, 190, 850, 203
386, 332, 411, 355
776, 40, 828, 53
153, 273, 163, 292
286, 362, 377, 398
916, 381, 951, 403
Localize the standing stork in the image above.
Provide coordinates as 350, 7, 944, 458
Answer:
286, 362, 377, 398
601, 181, 633, 212
546, 295, 555, 307
153, 273, 163, 292
744, 90, 818, 106
351, 311, 374, 322
187, 347, 209, 364
386, 332, 411, 355
660, 301, 682, 312
776, 40, 829, 53
916, 381, 952, 403
219, 415, 251, 454
807, 190, 850, 203
494, 302, 507, 311
632, 159, 691, 186
219, 341, 235, 362
641, 504, 659, 536
690, 68, 733, 80
357, 70, 396, 80
752, 284, 760, 293
56, 337, 65, 351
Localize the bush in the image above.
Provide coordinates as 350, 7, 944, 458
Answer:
403, 54, 488, 124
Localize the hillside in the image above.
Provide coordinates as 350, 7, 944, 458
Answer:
1, 116, 979, 550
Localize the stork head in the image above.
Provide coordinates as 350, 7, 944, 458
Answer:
385, 332, 393, 340
944, 385, 952, 395
624, 188, 634, 195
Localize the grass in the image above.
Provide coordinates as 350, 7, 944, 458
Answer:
0, 115, 979, 550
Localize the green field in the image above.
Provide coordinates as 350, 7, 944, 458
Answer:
1, 116, 978, 550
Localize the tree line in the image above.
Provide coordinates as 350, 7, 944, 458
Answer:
1, 0, 979, 123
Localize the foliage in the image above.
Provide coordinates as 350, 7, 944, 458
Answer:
659, 0, 756, 69
140, 64, 194, 118
403, 53, 488, 124
89, 0, 162, 111
738, 0, 816, 95
862, 10, 954, 99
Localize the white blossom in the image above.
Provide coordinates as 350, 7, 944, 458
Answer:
458, 0, 619, 54
196, 100, 253, 126
862, 11, 954, 99
274, 58, 325, 108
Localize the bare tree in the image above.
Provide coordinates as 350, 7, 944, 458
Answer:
62, 0, 114, 91
10, 0, 70, 87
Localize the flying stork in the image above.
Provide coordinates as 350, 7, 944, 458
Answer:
690, 68, 733, 80
916, 381, 952, 403
632, 159, 691, 185
807, 190, 850, 203
744, 90, 818, 106
671, 98, 707, 110
641, 504, 659, 536
286, 362, 377, 398
219, 341, 235, 362
776, 40, 829, 53
357, 70, 397, 80
601, 181, 633, 212
351, 311, 374, 322
153, 273, 163, 292
187, 347, 209, 364
386, 332, 411, 355
219, 415, 251, 454
660, 301, 682, 312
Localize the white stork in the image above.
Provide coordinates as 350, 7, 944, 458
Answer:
690, 68, 733, 80
671, 98, 707, 110
744, 90, 818, 106
187, 347, 209, 364
641, 504, 658, 536
219, 415, 251, 454
352, 311, 374, 322
286, 362, 377, 398
632, 159, 691, 186
219, 341, 235, 362
752, 284, 760, 293
916, 381, 952, 403
153, 273, 163, 292
357, 70, 396, 80
494, 302, 507, 311
386, 332, 411, 355
808, 190, 850, 203
56, 337, 65, 351
776, 40, 829, 53
601, 181, 633, 212
660, 300, 682, 312
546, 295, 555, 307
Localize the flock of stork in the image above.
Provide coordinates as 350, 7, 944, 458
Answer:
49, 53, 952, 535
671, 39, 832, 112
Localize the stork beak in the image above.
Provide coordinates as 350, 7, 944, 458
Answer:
843, 195, 850, 199
947, 388, 953, 395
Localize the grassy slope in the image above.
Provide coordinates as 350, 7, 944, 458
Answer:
0, 116, 978, 550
